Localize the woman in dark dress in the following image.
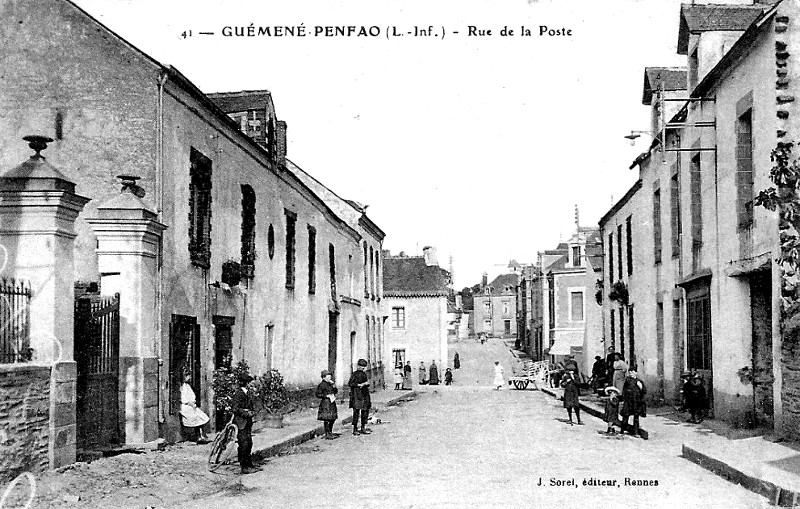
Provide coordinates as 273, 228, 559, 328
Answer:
621, 369, 647, 436
453, 352, 461, 370
562, 370, 582, 425
402, 361, 413, 390
429, 361, 440, 385
315, 370, 339, 439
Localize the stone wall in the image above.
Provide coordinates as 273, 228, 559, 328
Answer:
0, 364, 51, 484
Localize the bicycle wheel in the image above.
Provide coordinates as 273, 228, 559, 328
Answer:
208, 424, 238, 471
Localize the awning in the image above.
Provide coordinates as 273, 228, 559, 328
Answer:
547, 330, 584, 356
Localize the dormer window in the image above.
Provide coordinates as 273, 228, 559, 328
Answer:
571, 245, 582, 267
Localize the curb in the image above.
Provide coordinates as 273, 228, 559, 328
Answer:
540, 387, 649, 440
682, 444, 799, 507
252, 391, 419, 460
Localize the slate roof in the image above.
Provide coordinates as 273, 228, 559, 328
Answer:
383, 256, 449, 297
678, 4, 768, 54
207, 90, 273, 113
642, 67, 687, 105
486, 273, 519, 293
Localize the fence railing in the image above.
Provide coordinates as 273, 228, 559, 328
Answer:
0, 278, 32, 363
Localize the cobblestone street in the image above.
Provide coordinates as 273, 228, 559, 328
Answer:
182, 340, 767, 509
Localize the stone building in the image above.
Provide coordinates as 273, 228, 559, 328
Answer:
0, 0, 385, 478
600, 1, 800, 433
382, 248, 450, 376
473, 273, 520, 339
542, 227, 602, 375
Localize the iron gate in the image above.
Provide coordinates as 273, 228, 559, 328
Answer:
74, 293, 120, 449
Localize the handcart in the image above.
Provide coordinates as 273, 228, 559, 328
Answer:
508, 360, 549, 390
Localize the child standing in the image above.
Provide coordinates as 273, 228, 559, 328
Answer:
685, 374, 707, 424
393, 365, 403, 390
444, 368, 453, 385
315, 370, 339, 439
562, 370, 582, 425
604, 386, 622, 434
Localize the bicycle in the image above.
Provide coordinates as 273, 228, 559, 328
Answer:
208, 415, 238, 472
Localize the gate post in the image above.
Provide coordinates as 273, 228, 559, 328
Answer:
87, 175, 166, 444
0, 136, 89, 470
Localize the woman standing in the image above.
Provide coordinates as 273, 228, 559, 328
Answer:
453, 352, 461, 370
561, 371, 582, 425
429, 361, 440, 385
315, 370, 339, 439
418, 361, 427, 385
621, 369, 647, 436
493, 361, 505, 390
612, 353, 629, 393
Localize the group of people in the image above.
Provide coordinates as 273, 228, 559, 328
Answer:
398, 352, 460, 389
178, 358, 377, 475
563, 348, 647, 436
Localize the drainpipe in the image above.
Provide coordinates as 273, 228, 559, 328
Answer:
156, 69, 168, 426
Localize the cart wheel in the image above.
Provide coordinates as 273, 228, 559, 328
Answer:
513, 380, 528, 390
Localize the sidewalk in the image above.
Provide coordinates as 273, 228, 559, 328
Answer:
2, 389, 418, 508
250, 388, 418, 460
540, 382, 800, 506
539, 386, 650, 439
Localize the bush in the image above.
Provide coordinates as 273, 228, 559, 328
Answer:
253, 369, 289, 415
212, 360, 251, 418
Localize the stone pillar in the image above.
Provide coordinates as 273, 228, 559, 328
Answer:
0, 136, 89, 469
87, 176, 166, 444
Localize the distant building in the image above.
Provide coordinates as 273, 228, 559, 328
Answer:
383, 248, 450, 375
473, 273, 520, 339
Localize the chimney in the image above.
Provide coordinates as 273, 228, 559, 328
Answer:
276, 120, 288, 166
482, 272, 488, 287
422, 246, 438, 266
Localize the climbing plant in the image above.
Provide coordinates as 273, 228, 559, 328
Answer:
754, 141, 800, 331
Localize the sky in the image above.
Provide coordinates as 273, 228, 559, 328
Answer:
73, 0, 687, 288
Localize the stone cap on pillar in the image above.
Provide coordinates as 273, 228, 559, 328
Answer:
0, 136, 76, 193
94, 175, 160, 222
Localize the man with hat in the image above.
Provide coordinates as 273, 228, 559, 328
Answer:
348, 359, 372, 435
678, 372, 693, 412
231, 373, 260, 474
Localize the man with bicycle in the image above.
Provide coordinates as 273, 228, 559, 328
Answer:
232, 373, 261, 474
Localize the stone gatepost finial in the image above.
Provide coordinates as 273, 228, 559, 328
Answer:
23, 134, 54, 158
116, 174, 146, 198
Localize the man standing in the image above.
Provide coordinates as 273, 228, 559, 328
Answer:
348, 359, 372, 436
231, 374, 260, 474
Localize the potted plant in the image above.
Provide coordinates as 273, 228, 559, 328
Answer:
221, 260, 242, 287
253, 369, 290, 428
608, 281, 629, 305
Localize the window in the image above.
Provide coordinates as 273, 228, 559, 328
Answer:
608, 232, 614, 282
502, 301, 510, 315
240, 185, 256, 276
504, 320, 511, 335
626, 216, 633, 276
653, 188, 662, 264
285, 210, 297, 289
690, 151, 702, 247
391, 307, 405, 329
188, 148, 212, 268
307, 225, 316, 294
369, 246, 375, 297
617, 224, 623, 279
572, 246, 582, 267
267, 224, 275, 259
610, 309, 616, 347
363, 243, 369, 297
736, 105, 754, 230
329, 244, 337, 300
483, 319, 492, 332
628, 304, 635, 365
687, 289, 711, 370
619, 307, 625, 358
484, 301, 490, 311
670, 167, 682, 257
570, 291, 584, 322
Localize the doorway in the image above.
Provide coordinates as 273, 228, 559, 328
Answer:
749, 272, 773, 428
328, 312, 338, 376
686, 282, 713, 417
